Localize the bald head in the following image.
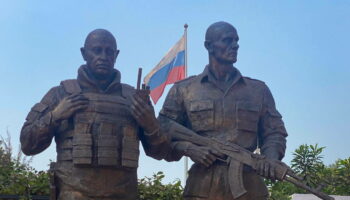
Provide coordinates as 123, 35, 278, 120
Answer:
204, 22, 239, 65
81, 29, 119, 80
205, 21, 237, 42
84, 29, 117, 49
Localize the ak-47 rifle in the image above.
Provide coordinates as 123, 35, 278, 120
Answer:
168, 120, 334, 200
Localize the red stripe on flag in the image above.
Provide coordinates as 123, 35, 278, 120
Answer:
166, 65, 185, 84
150, 82, 167, 104
150, 65, 185, 104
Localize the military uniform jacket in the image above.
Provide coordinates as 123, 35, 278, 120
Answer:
159, 65, 288, 199
20, 65, 169, 200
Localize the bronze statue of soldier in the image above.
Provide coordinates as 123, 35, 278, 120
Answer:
157, 21, 288, 200
20, 29, 169, 200
129, 22, 332, 200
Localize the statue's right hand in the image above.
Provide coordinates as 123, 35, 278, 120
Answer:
51, 93, 88, 123
185, 144, 225, 167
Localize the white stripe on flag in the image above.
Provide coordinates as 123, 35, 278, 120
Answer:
144, 35, 185, 85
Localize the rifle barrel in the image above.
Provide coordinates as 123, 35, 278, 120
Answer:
285, 177, 334, 200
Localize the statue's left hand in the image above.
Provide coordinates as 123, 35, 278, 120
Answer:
131, 92, 159, 133
256, 159, 279, 180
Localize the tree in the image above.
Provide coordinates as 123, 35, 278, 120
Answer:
291, 144, 325, 187
138, 171, 183, 200
333, 158, 350, 194
268, 144, 350, 199
0, 131, 50, 198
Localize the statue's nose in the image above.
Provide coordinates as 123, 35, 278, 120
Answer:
232, 43, 239, 50
101, 50, 108, 59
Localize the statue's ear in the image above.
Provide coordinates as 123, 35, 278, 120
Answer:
115, 49, 120, 58
204, 40, 213, 53
114, 49, 120, 64
80, 47, 87, 61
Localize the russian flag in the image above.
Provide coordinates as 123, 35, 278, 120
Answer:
144, 35, 186, 104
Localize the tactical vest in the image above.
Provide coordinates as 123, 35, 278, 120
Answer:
55, 79, 139, 168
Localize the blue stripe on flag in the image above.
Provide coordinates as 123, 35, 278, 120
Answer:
147, 50, 185, 90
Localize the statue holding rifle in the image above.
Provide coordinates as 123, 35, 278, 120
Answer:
158, 21, 286, 200
133, 21, 334, 200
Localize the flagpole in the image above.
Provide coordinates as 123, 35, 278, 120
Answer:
184, 24, 188, 78
183, 23, 189, 182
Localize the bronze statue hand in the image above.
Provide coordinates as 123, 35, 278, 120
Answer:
256, 159, 278, 180
51, 93, 88, 123
185, 144, 225, 167
131, 92, 159, 133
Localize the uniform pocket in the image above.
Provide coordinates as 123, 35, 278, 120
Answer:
188, 100, 214, 132
236, 102, 260, 133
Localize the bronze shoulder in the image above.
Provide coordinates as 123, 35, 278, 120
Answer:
243, 76, 265, 84
243, 76, 267, 86
174, 75, 197, 85
60, 79, 81, 94
242, 77, 270, 94
121, 83, 136, 96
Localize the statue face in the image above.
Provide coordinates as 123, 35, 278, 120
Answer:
207, 26, 239, 64
81, 33, 119, 79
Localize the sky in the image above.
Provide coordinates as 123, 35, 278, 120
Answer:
0, 1, 349, 184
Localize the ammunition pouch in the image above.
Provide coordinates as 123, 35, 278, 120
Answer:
98, 135, 119, 166
121, 125, 140, 168
72, 133, 93, 166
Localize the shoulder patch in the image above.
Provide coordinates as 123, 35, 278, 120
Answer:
60, 79, 81, 94
31, 102, 48, 113
174, 75, 196, 85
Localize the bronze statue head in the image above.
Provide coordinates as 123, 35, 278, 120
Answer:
80, 29, 120, 80
204, 21, 239, 65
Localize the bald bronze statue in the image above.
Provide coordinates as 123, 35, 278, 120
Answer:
157, 22, 288, 199
20, 29, 169, 200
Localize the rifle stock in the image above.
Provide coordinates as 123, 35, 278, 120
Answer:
168, 120, 334, 200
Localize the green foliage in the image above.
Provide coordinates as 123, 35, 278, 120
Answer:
291, 144, 325, 187
0, 132, 183, 199
138, 171, 183, 200
0, 133, 50, 198
266, 179, 302, 200
268, 144, 350, 199
333, 158, 350, 194
2, 131, 349, 199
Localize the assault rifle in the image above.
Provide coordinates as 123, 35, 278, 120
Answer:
168, 120, 334, 200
